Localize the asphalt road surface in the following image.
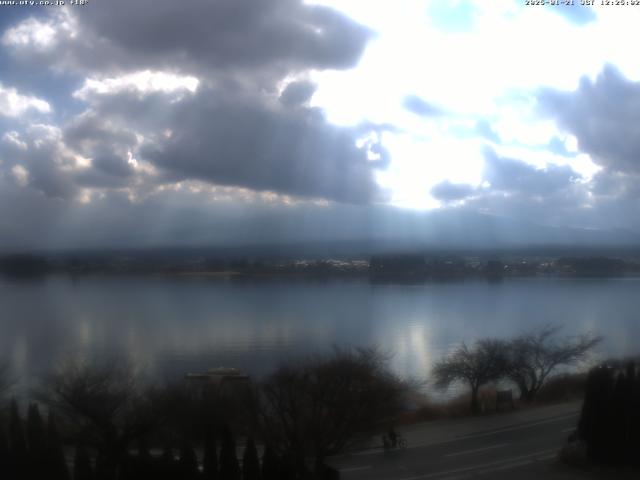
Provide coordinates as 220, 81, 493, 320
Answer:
329, 402, 585, 480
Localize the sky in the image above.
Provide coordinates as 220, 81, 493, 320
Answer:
1, 0, 640, 250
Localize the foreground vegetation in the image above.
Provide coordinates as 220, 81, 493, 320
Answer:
403, 372, 588, 424
432, 325, 601, 414
0, 325, 606, 479
571, 358, 640, 466
0, 348, 407, 480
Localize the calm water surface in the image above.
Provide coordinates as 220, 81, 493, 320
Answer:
1, 274, 639, 396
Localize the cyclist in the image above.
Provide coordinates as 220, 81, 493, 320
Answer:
388, 426, 398, 449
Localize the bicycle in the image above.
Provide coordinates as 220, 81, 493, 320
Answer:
382, 432, 408, 451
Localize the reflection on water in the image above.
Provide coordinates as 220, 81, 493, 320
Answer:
1, 275, 639, 396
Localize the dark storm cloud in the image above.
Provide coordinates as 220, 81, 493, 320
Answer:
403, 95, 444, 117
0, 0, 384, 204
64, 114, 138, 154
483, 148, 578, 195
5, 1, 634, 249
9, 0, 372, 80
30, 167, 76, 200
428, 150, 584, 223
539, 66, 640, 175
52, 78, 388, 202
62, 113, 136, 187
430, 148, 603, 231
430, 181, 476, 202
91, 152, 133, 179
138, 87, 383, 203
24, 158, 76, 199
591, 171, 640, 199
73, 169, 130, 189
280, 80, 317, 107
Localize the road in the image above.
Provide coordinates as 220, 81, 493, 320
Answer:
329, 402, 590, 480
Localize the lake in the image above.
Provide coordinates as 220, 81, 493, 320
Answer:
1, 274, 639, 398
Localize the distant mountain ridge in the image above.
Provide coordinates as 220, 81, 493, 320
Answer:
10, 210, 640, 260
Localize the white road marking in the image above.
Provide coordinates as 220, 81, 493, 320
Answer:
396, 449, 557, 480
475, 452, 555, 472
452, 413, 579, 440
339, 465, 372, 472
444, 442, 508, 457
336, 411, 579, 460
382, 413, 578, 453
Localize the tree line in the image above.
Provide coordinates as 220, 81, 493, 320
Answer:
0, 348, 407, 480
432, 325, 601, 414
0, 326, 604, 478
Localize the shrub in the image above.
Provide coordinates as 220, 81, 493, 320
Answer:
578, 360, 640, 465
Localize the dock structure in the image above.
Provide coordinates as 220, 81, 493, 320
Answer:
185, 367, 250, 386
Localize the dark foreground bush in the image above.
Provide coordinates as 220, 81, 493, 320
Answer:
577, 360, 640, 466
0, 346, 408, 479
535, 373, 587, 404
258, 347, 407, 475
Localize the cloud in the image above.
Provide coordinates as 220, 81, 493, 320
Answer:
3, 0, 638, 249
591, 171, 640, 199
73, 71, 199, 100
138, 87, 385, 203
280, 80, 317, 107
0, 83, 51, 117
550, 4, 597, 26
429, 0, 478, 32
0, 1, 382, 205
2, 81, 385, 204
425, 149, 596, 230
403, 95, 444, 117
2, 131, 27, 150
539, 66, 640, 176
547, 136, 577, 158
2, 16, 58, 49
430, 181, 476, 202
511, 0, 596, 26
11, 165, 29, 187
483, 148, 579, 195
61, 112, 140, 188
4, 0, 372, 81
63, 113, 139, 154
0, 178, 375, 250
0, 125, 78, 200
475, 119, 501, 144
428, 148, 598, 229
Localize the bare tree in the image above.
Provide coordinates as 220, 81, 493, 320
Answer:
432, 339, 508, 414
257, 347, 407, 475
505, 325, 601, 402
39, 362, 158, 480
